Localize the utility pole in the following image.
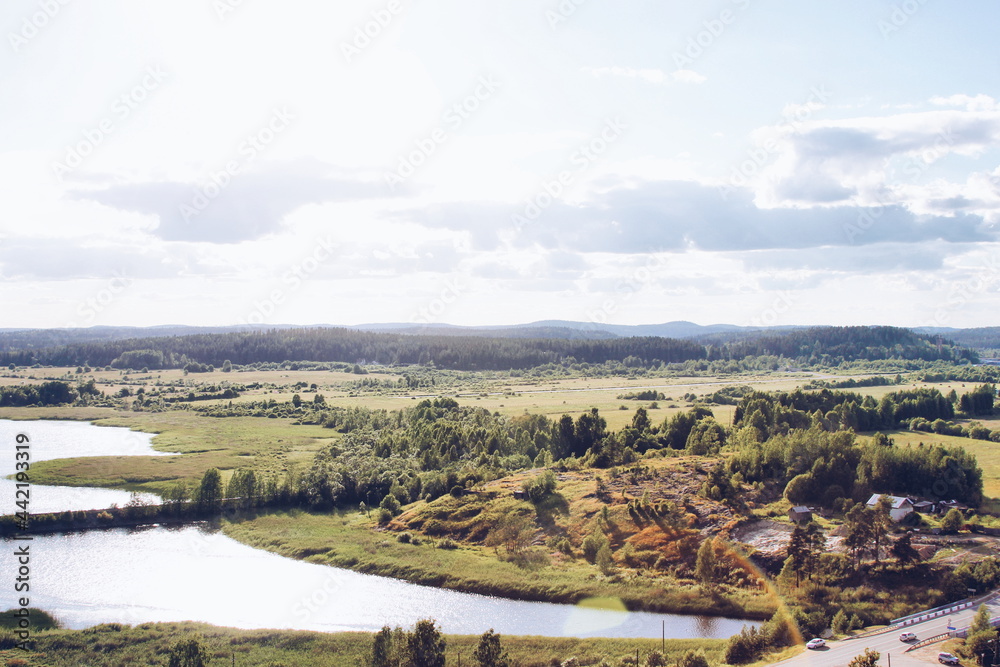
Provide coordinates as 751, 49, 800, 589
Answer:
662, 619, 665, 654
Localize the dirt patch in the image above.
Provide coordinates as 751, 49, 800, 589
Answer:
733, 520, 792, 558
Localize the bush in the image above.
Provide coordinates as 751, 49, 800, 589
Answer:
380, 494, 401, 516
397, 532, 412, 544
942, 508, 964, 533
596, 544, 615, 575
437, 538, 458, 550
522, 470, 558, 501
724, 626, 768, 664
644, 650, 666, 666
676, 649, 709, 667
582, 530, 609, 564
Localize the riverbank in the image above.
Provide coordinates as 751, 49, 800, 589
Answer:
0, 620, 726, 666
0, 407, 334, 495
2, 409, 776, 621
222, 509, 776, 621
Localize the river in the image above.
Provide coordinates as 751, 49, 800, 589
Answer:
0, 419, 756, 638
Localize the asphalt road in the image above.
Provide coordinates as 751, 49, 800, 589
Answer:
769, 598, 1000, 667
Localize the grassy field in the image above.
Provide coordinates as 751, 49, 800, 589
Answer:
0, 407, 336, 495
5, 368, 999, 500
879, 428, 1000, 499
0, 621, 727, 667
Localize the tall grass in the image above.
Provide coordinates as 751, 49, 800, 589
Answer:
1, 621, 726, 667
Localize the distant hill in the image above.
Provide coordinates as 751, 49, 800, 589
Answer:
925, 327, 1000, 350
348, 323, 619, 340
350, 320, 776, 340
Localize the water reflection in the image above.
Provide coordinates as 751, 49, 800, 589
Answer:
0, 419, 172, 513
5, 525, 755, 639
0, 419, 758, 639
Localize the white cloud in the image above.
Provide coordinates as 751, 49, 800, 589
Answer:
748, 107, 1000, 219
930, 94, 998, 112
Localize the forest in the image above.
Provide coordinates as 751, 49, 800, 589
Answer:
0, 325, 977, 371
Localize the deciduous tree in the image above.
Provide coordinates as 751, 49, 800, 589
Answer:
472, 628, 510, 667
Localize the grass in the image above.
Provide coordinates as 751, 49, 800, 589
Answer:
0, 621, 726, 667
221, 506, 776, 620
0, 407, 336, 495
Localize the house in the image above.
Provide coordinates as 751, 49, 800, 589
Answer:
938, 500, 970, 515
913, 500, 936, 514
866, 494, 914, 522
512, 489, 528, 501
789, 506, 813, 523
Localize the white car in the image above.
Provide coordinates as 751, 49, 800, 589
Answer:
806, 638, 826, 650
899, 631, 917, 642
938, 653, 960, 665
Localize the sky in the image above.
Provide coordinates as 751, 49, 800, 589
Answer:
3, 0, 1000, 330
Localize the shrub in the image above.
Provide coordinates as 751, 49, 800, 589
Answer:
522, 470, 558, 501
596, 544, 615, 575
582, 530, 609, 564
644, 650, 666, 666
724, 626, 769, 664
397, 532, 412, 544
832, 609, 850, 635
942, 508, 964, 533
380, 494, 401, 516
676, 649, 709, 667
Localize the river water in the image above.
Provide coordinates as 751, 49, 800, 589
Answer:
0, 419, 756, 638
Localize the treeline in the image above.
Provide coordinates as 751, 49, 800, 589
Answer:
0, 380, 98, 407
710, 326, 976, 365
727, 427, 983, 506
0, 325, 975, 372
733, 385, 995, 435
